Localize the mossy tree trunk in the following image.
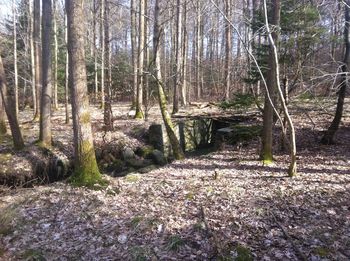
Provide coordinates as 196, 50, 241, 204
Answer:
321, 1, 350, 145
39, 0, 52, 148
66, 0, 102, 186
0, 55, 24, 150
153, 0, 184, 160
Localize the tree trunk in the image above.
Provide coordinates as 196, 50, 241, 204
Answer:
180, 0, 187, 107
263, 0, 297, 176
53, 0, 59, 110
29, 0, 36, 117
65, 10, 70, 124
172, 0, 182, 114
0, 89, 6, 134
13, 0, 19, 117
39, 0, 53, 148
224, 0, 232, 101
130, 0, 138, 108
153, 0, 184, 160
103, 0, 113, 130
0, 55, 24, 150
100, 0, 105, 109
135, 0, 145, 119
66, 0, 102, 186
260, 0, 279, 163
321, 1, 350, 145
33, 0, 42, 121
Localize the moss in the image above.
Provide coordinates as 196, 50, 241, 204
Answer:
313, 246, 330, 257
69, 140, 106, 188
0, 121, 6, 135
0, 207, 16, 236
235, 244, 253, 261
125, 174, 141, 183
129, 246, 148, 261
81, 112, 91, 124
130, 216, 144, 228
134, 110, 144, 119
20, 249, 46, 261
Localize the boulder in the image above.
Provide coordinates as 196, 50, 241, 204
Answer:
122, 147, 135, 160
150, 150, 167, 166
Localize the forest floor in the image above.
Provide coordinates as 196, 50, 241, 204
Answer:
0, 98, 350, 260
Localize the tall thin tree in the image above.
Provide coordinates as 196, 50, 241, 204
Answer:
33, 0, 42, 121
39, 0, 53, 147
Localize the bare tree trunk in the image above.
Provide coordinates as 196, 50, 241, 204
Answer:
263, 0, 297, 176
0, 55, 24, 150
13, 0, 19, 117
66, 0, 102, 186
135, 0, 145, 119
93, 0, 98, 102
0, 89, 6, 134
103, 0, 113, 130
29, 0, 36, 116
153, 0, 184, 160
195, 2, 202, 100
180, 0, 188, 107
172, 0, 182, 114
33, 0, 42, 121
321, 0, 350, 145
100, 0, 105, 109
261, 0, 279, 163
130, 0, 138, 108
39, 0, 52, 147
65, 10, 70, 124
224, 0, 232, 101
52, 0, 59, 110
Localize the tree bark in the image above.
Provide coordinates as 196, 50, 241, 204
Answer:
135, 0, 145, 119
0, 88, 6, 134
321, 0, 350, 145
261, 0, 279, 163
39, 0, 53, 148
29, 0, 37, 117
153, 0, 184, 160
224, 0, 232, 101
0, 55, 24, 150
13, 0, 19, 117
100, 0, 105, 109
263, 0, 297, 176
65, 10, 70, 124
66, 0, 102, 186
103, 0, 113, 130
33, 0, 42, 121
172, 0, 182, 114
52, 0, 59, 110
130, 0, 138, 108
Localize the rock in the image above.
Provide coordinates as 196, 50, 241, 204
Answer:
150, 150, 167, 166
148, 124, 164, 152
135, 145, 154, 158
122, 147, 135, 160
138, 164, 157, 174
126, 158, 152, 169
127, 110, 136, 117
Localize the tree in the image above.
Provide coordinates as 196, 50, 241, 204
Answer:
260, 0, 280, 163
130, 0, 138, 109
39, 0, 52, 147
321, 0, 350, 145
152, 0, 184, 160
33, 0, 41, 121
52, 0, 59, 110
224, 0, 232, 101
0, 54, 24, 150
135, 0, 146, 119
0, 91, 6, 135
13, 0, 19, 117
66, 0, 103, 186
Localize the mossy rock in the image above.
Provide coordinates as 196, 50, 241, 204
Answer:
135, 146, 155, 158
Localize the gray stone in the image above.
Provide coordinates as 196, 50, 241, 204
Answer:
122, 147, 135, 160
150, 150, 167, 166
138, 164, 157, 174
148, 124, 164, 152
